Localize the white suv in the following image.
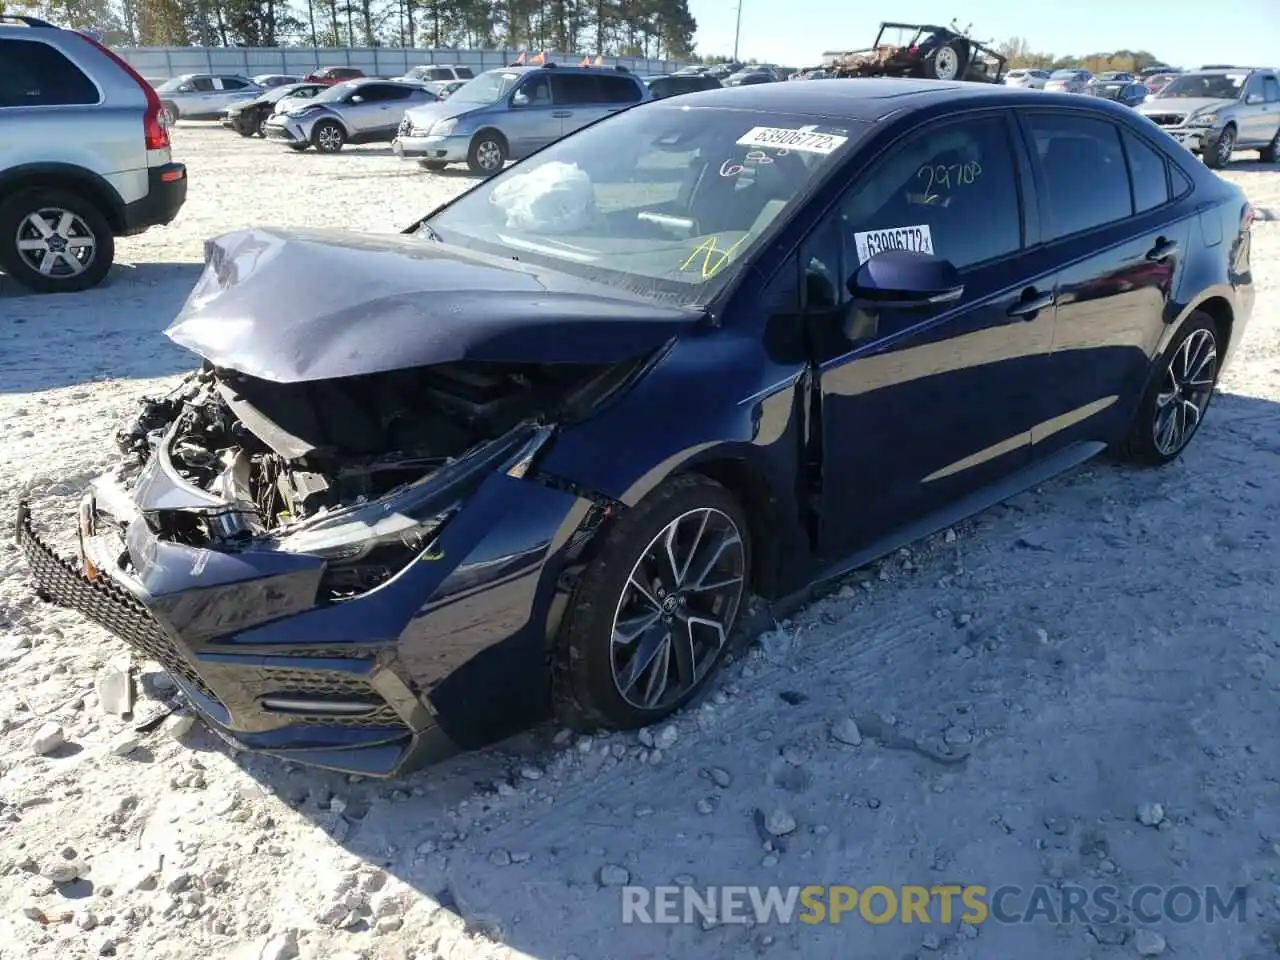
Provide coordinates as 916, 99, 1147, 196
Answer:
0, 15, 188, 293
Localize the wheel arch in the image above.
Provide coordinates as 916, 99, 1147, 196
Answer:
0, 164, 126, 234
471, 126, 509, 153
1159, 292, 1235, 362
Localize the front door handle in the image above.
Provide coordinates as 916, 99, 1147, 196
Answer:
1007, 288, 1056, 320
1146, 238, 1180, 261
551, 110, 572, 118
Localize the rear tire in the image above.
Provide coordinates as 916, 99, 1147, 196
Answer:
418, 159, 448, 171
161, 101, 179, 126
0, 188, 115, 294
1115, 312, 1221, 466
552, 474, 751, 730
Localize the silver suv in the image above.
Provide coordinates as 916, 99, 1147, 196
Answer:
1136, 67, 1280, 168
154, 73, 263, 123
0, 15, 187, 294
263, 78, 439, 153
401, 64, 476, 83
393, 63, 650, 174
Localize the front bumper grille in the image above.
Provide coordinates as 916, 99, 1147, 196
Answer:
16, 502, 415, 735
16, 503, 218, 701
1146, 113, 1185, 127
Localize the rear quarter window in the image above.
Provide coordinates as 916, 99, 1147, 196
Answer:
0, 38, 100, 108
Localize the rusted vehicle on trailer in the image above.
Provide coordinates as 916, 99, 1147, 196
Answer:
829, 21, 1007, 84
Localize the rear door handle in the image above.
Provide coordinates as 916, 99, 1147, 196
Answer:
1007, 289, 1056, 320
551, 110, 572, 118
1146, 238, 1179, 261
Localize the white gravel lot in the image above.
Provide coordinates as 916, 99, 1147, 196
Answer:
1, 125, 1280, 960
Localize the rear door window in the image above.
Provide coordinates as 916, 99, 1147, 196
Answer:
219, 77, 251, 90
0, 38, 99, 107
1024, 112, 1131, 239
1121, 129, 1170, 213
1264, 76, 1280, 102
550, 73, 601, 104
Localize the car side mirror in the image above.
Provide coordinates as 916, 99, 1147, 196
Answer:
1246, 93, 1264, 105
178, 84, 194, 93
512, 90, 530, 107
846, 250, 965, 311
349, 94, 364, 103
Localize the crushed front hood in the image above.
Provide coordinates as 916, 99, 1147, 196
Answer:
165, 227, 704, 383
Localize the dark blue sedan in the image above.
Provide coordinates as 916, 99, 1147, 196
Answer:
18, 78, 1256, 776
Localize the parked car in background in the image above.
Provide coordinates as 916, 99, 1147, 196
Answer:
1139, 64, 1177, 78
425, 79, 468, 100
154, 73, 262, 122
402, 64, 475, 83
20, 78, 1255, 776
1145, 72, 1179, 96
252, 73, 302, 88
645, 72, 722, 98
265, 78, 438, 153
1093, 71, 1136, 84
707, 62, 742, 79
1044, 69, 1092, 93
1088, 77, 1148, 108
723, 66, 777, 86
305, 66, 365, 85
393, 63, 650, 174
791, 66, 831, 80
222, 81, 327, 137
0, 14, 186, 293
1137, 67, 1280, 167
1004, 68, 1050, 89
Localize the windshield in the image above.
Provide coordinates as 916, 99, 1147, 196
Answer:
448, 69, 522, 105
424, 105, 862, 305
315, 80, 360, 103
265, 84, 306, 102
1156, 73, 1246, 99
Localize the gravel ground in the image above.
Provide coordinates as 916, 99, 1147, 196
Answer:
1, 126, 1279, 960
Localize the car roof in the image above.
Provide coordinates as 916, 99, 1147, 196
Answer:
666, 77, 1086, 123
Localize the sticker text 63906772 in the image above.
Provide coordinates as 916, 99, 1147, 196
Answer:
852, 224, 935, 264
735, 126, 848, 155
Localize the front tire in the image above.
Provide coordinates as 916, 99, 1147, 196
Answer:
312, 120, 346, 153
1204, 124, 1235, 169
467, 132, 507, 175
418, 159, 448, 171
1116, 312, 1221, 465
553, 475, 751, 730
1260, 127, 1280, 164
0, 188, 115, 294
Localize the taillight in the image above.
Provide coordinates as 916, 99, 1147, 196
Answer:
75, 31, 170, 150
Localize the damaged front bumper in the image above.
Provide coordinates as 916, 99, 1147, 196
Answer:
16, 422, 600, 778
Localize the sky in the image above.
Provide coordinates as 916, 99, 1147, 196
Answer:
687, 0, 1280, 69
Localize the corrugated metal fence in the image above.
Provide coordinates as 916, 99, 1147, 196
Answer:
113, 46, 687, 82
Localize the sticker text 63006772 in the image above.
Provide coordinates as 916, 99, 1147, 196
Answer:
852, 224, 935, 265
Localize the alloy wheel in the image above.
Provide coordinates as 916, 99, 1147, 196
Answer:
1216, 127, 1235, 166
1153, 327, 1217, 457
609, 507, 746, 711
317, 124, 343, 152
14, 208, 96, 279
476, 140, 503, 171
162, 104, 177, 125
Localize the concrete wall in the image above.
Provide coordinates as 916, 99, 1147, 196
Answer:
112, 46, 687, 83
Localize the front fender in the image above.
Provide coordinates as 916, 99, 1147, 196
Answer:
538, 329, 806, 507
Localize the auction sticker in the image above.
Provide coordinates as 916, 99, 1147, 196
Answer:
853, 224, 934, 264
736, 125, 848, 154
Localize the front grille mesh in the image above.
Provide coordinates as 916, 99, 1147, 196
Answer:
17, 508, 217, 702
1147, 113, 1184, 127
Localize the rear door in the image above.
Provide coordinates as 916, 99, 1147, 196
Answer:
1255, 73, 1280, 145
808, 111, 1056, 552
347, 82, 414, 137
1017, 109, 1195, 453
216, 76, 258, 111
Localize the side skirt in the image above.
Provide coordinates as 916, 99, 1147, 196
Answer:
739, 440, 1106, 634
